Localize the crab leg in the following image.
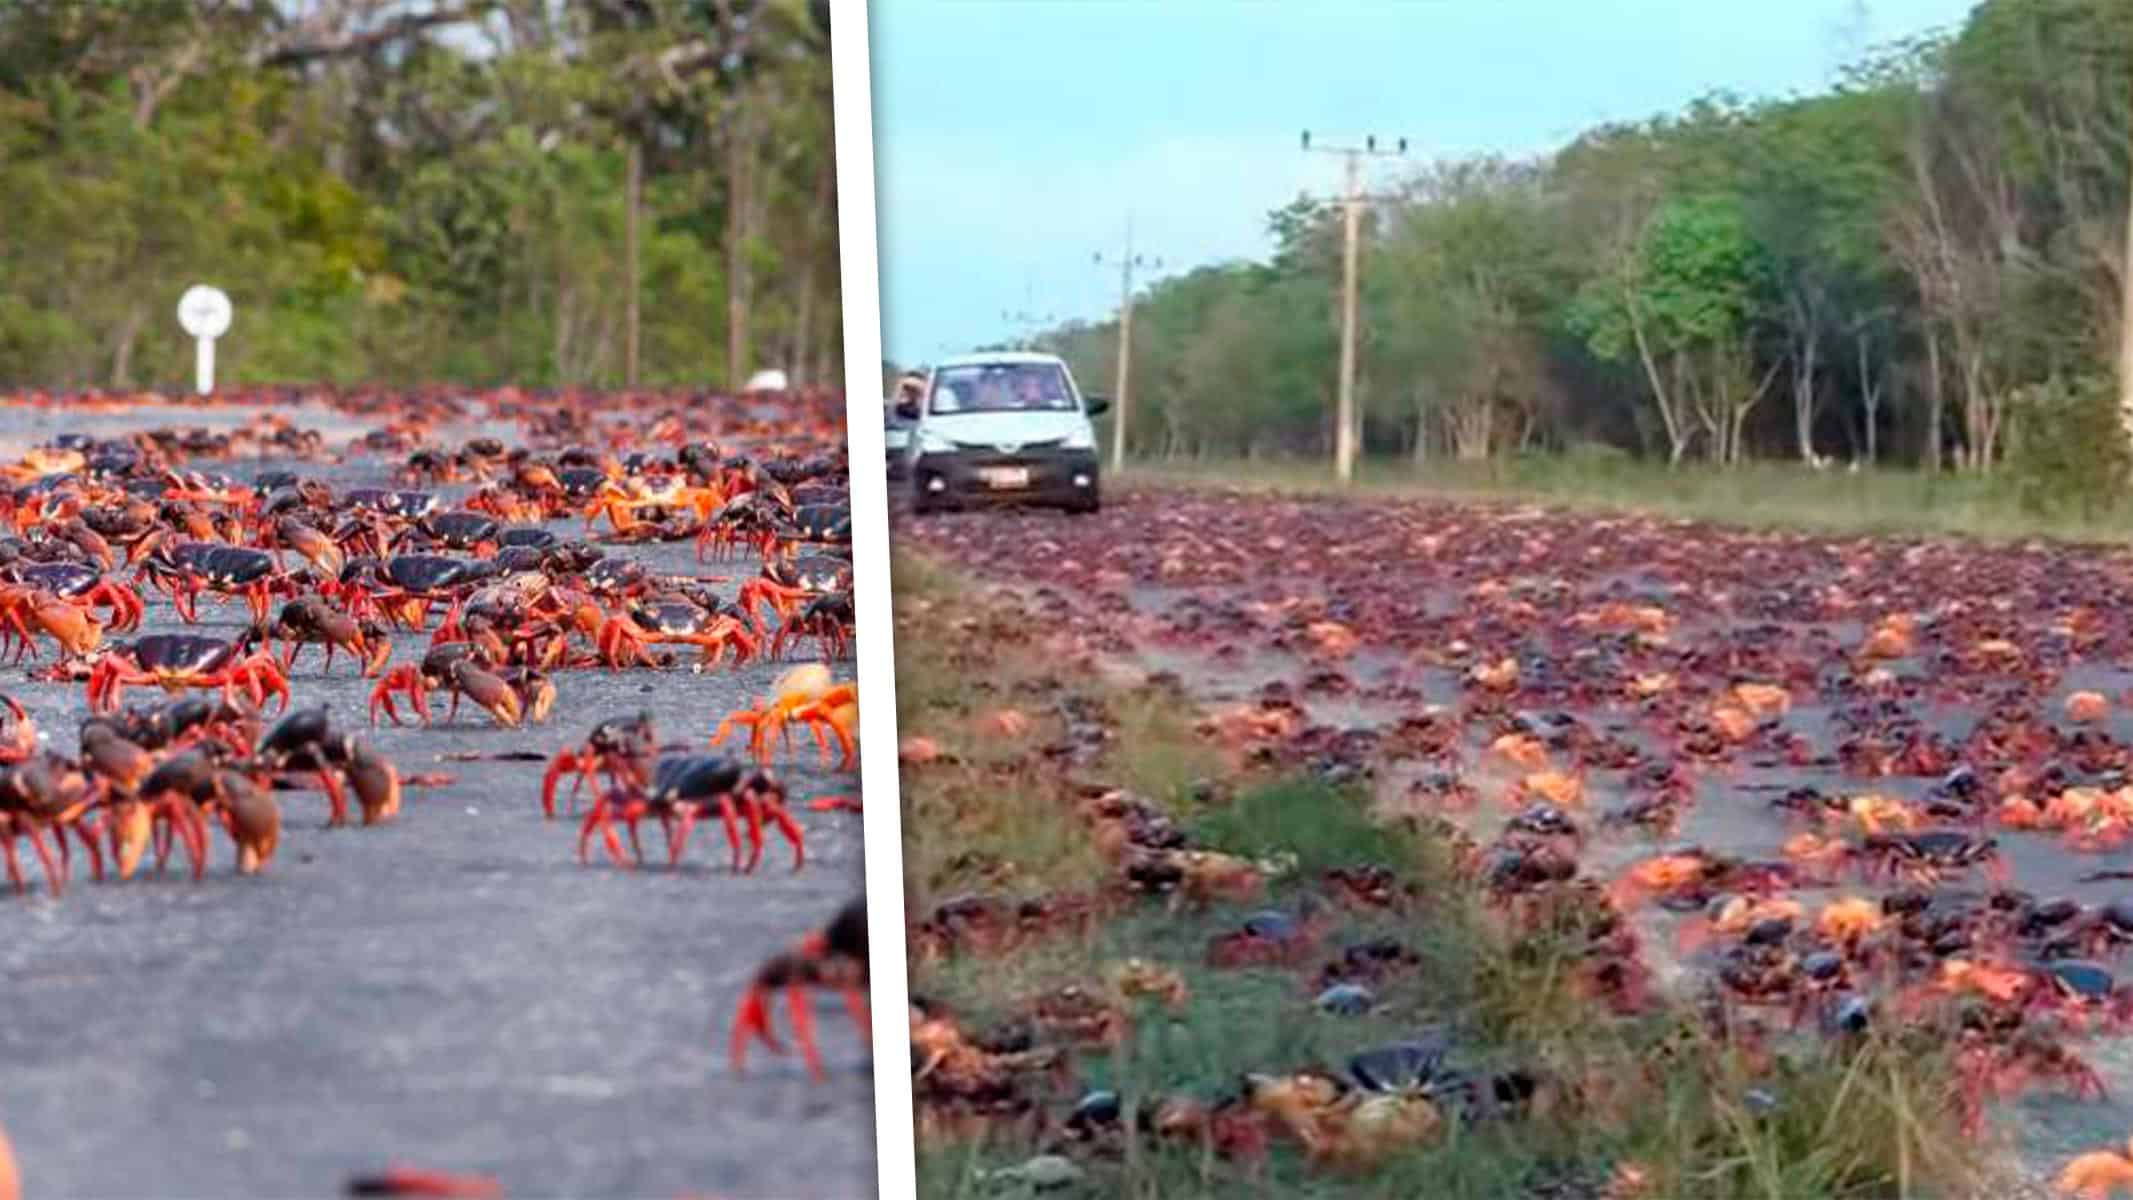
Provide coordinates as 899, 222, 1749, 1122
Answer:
762, 795, 806, 871
0, 833, 24, 894
716, 794, 745, 870
575, 798, 632, 868
315, 769, 350, 827
784, 981, 826, 1080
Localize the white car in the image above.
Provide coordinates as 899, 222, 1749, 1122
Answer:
894, 351, 1107, 514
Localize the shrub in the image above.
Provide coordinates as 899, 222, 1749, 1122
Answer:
2001, 373, 2131, 520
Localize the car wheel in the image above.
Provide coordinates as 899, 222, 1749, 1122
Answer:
1067, 484, 1101, 515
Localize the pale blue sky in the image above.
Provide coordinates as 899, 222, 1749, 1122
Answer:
867, 0, 1979, 367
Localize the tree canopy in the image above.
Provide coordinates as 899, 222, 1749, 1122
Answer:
0, 0, 840, 393
1032, 0, 2131, 471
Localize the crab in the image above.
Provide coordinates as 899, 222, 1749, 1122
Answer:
259, 596, 391, 678
0, 755, 83, 895
711, 663, 857, 770
576, 754, 803, 873
331, 553, 493, 629
770, 589, 854, 660
729, 897, 869, 1082
1956, 1024, 2109, 1137
737, 553, 851, 628
1859, 829, 2007, 887
87, 633, 291, 715
341, 487, 439, 521
112, 695, 260, 756
541, 711, 659, 819
0, 583, 106, 662
6, 560, 144, 631
595, 599, 758, 668
1605, 849, 1736, 912
260, 514, 345, 578
2057, 1135, 2133, 1200
81, 719, 207, 881
432, 659, 534, 728
585, 472, 720, 538
251, 705, 401, 827
405, 509, 502, 556
133, 537, 296, 623
367, 642, 494, 728
1241, 1068, 1444, 1170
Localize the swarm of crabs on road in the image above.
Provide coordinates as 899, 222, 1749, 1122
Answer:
0, 385, 870, 1198
897, 487, 2133, 1198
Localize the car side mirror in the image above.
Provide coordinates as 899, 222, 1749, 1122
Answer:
894, 398, 920, 421
1083, 394, 1111, 416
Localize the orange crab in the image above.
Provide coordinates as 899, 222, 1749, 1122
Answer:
2058, 1135, 2133, 1199
1859, 614, 1916, 659
1843, 792, 1920, 835
711, 663, 857, 770
1514, 769, 1584, 809
2067, 691, 2113, 724
1606, 852, 1722, 911
1729, 682, 1791, 718
1490, 732, 1550, 771
1781, 832, 1853, 882
1677, 895, 1805, 953
1812, 895, 1885, 945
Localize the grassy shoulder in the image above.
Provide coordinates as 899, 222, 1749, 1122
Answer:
1115, 453, 2133, 545
893, 551, 1992, 1200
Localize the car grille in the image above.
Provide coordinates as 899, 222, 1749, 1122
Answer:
951, 437, 1064, 453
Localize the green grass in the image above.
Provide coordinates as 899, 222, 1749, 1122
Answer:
894, 550, 1997, 1200
1116, 453, 2133, 545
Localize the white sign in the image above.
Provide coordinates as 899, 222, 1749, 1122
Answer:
176, 285, 232, 395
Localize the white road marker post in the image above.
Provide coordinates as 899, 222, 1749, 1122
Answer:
176, 285, 233, 397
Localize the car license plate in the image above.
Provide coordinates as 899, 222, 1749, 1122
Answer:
979, 466, 1029, 489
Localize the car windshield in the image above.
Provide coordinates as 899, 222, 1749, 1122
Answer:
929, 363, 1075, 415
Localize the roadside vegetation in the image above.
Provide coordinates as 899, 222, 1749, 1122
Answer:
894, 552, 1996, 1200
0, 1, 840, 391
1116, 448, 2133, 546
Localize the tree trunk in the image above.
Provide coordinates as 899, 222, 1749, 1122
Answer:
2120, 153, 2133, 445
724, 88, 759, 391
624, 139, 642, 389
110, 306, 145, 389
1858, 331, 1881, 465
1924, 324, 1944, 472
1793, 322, 1819, 463
1627, 295, 1687, 466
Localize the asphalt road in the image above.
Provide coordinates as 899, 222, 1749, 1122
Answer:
0, 404, 873, 1200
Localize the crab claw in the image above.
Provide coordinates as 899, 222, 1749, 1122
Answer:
540, 750, 585, 820
450, 663, 522, 728
347, 742, 402, 825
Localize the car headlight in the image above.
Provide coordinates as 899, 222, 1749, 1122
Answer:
917, 430, 955, 454
1062, 426, 1095, 450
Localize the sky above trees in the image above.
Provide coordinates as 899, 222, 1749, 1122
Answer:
870, 0, 1978, 366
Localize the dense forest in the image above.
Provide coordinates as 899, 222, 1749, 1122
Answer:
0, 0, 839, 393
1021, 0, 2130, 473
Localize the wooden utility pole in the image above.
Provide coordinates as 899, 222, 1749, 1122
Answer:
1304, 131, 1406, 482
1094, 219, 1161, 473
624, 140, 642, 388
2120, 146, 2133, 442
